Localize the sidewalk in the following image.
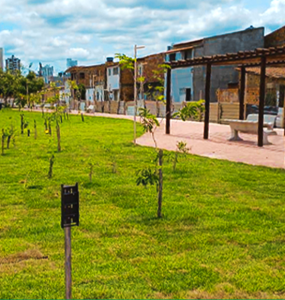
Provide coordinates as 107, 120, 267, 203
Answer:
26, 109, 285, 169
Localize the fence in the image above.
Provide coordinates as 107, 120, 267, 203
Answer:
91, 100, 241, 123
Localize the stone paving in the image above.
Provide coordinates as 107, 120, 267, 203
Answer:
33, 109, 285, 169
136, 119, 285, 169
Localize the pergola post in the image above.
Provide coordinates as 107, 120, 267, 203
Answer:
258, 55, 266, 147
166, 67, 171, 135
204, 63, 212, 139
239, 66, 246, 120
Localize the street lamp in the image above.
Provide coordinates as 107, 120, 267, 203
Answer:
134, 45, 145, 145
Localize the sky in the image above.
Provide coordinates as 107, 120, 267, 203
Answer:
0, 0, 284, 74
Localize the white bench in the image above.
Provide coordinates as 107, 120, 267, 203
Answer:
224, 120, 276, 145
247, 114, 276, 130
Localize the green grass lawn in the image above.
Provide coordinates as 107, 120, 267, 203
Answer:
0, 109, 285, 299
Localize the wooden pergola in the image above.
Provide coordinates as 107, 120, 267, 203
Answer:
165, 46, 285, 147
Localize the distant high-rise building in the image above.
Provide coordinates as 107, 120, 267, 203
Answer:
40, 64, 54, 84
67, 58, 78, 69
6, 55, 21, 72
0, 48, 3, 71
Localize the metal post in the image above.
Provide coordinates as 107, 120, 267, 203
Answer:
166, 67, 171, 135
204, 63, 212, 140
239, 66, 246, 120
258, 55, 266, 147
157, 150, 163, 218
65, 227, 72, 299
134, 45, 137, 145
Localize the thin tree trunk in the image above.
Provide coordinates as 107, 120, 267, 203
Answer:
89, 165, 93, 182
34, 120, 37, 139
173, 152, 178, 172
56, 122, 61, 152
7, 136, 11, 149
152, 132, 158, 149
48, 155, 55, 179
21, 115, 24, 134
157, 150, 163, 218
2, 129, 5, 155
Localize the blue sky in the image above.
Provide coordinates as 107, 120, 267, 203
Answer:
0, 0, 284, 74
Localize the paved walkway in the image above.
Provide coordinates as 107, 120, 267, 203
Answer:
29, 109, 285, 169
137, 119, 284, 169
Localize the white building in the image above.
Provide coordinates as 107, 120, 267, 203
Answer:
107, 65, 120, 101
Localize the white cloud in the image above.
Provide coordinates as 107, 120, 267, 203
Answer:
260, 0, 285, 27
0, 0, 283, 72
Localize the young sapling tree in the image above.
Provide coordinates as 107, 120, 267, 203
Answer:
34, 120, 37, 139
6, 126, 16, 149
1, 129, 6, 155
136, 109, 165, 218
48, 154, 55, 179
139, 108, 160, 148
173, 100, 205, 122
172, 141, 190, 172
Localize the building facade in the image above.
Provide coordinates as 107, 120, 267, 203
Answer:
66, 63, 107, 105
137, 53, 165, 100
166, 27, 265, 103
41, 65, 54, 84
67, 58, 78, 69
5, 55, 21, 72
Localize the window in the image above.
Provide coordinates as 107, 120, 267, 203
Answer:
169, 53, 176, 61
79, 73, 85, 79
108, 69, 111, 76
186, 88, 192, 101
183, 49, 193, 60
179, 88, 192, 102
113, 67, 119, 75
114, 90, 119, 101
138, 64, 143, 76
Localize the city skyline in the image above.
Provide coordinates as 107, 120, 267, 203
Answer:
0, 0, 284, 73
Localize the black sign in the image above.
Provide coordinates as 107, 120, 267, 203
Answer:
61, 183, 79, 229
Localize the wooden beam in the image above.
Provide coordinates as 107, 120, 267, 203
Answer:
204, 63, 211, 140
166, 68, 171, 135
239, 66, 246, 120
258, 55, 266, 147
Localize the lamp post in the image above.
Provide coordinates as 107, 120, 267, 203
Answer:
134, 45, 145, 145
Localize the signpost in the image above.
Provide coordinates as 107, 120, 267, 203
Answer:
61, 183, 79, 300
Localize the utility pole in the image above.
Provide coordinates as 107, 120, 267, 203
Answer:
133, 45, 145, 145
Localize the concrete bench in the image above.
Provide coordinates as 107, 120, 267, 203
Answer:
224, 120, 275, 145
247, 114, 276, 130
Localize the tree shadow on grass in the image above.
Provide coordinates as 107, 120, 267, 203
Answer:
82, 182, 102, 189
27, 185, 44, 190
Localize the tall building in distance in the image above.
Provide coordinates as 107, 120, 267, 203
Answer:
0, 48, 3, 70
67, 58, 78, 69
40, 64, 54, 84
5, 55, 21, 72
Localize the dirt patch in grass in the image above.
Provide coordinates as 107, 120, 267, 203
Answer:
0, 249, 48, 264
186, 288, 285, 299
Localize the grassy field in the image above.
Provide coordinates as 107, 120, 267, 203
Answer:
0, 109, 285, 299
